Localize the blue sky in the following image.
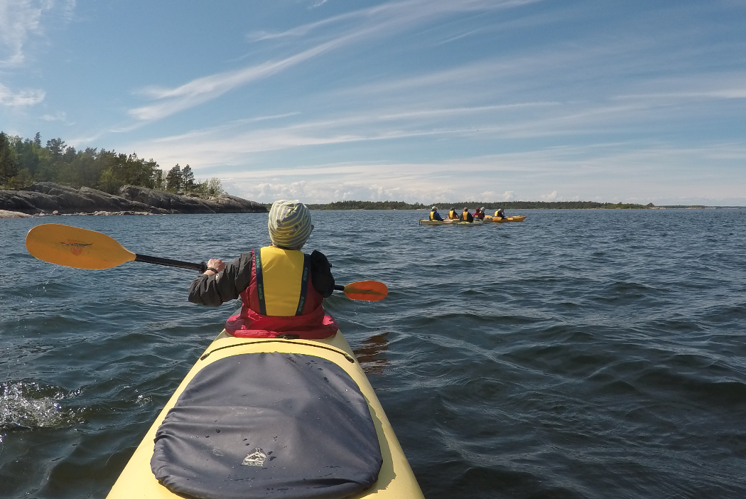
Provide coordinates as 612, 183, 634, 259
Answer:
1, 0, 745, 205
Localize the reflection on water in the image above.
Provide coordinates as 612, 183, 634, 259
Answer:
353, 332, 390, 376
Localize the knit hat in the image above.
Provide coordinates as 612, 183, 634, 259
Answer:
268, 200, 313, 249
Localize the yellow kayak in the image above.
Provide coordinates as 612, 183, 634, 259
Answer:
484, 215, 526, 223
108, 330, 424, 499
418, 218, 484, 226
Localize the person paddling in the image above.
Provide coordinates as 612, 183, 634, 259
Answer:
447, 207, 459, 220
461, 207, 474, 223
429, 206, 444, 221
494, 208, 506, 219
188, 200, 338, 339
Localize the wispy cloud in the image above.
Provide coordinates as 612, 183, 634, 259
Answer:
0, 0, 44, 67
0, 82, 45, 107
40, 111, 67, 121
0, 0, 74, 68
128, 39, 344, 121
129, 0, 544, 123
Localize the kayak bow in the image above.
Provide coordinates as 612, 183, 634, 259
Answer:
107, 329, 424, 499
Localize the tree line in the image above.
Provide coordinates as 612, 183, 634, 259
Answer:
306, 200, 652, 210
0, 132, 223, 196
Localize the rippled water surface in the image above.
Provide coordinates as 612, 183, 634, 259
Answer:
2, 209, 746, 498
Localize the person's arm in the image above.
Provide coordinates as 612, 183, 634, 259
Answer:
310, 250, 335, 298
188, 252, 254, 306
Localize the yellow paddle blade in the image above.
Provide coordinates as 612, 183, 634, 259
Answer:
343, 281, 389, 302
26, 224, 136, 270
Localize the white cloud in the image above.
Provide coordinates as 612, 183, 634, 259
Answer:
540, 190, 558, 201
40, 110, 66, 121
0, 82, 45, 107
129, 39, 344, 122
0, 0, 73, 68
0, 0, 43, 67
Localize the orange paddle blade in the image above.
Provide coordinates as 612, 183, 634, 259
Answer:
342, 280, 389, 301
26, 224, 136, 270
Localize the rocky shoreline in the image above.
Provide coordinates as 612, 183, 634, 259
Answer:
0, 183, 267, 218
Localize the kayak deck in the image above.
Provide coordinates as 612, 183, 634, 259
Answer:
418, 219, 485, 225
484, 215, 526, 223
107, 331, 424, 499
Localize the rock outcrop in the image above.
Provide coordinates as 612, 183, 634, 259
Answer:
0, 183, 267, 216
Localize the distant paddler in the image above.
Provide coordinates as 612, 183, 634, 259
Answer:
474, 207, 486, 220
429, 206, 444, 221
494, 208, 506, 219
447, 207, 459, 220
461, 207, 474, 223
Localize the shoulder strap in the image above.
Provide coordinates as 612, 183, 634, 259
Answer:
254, 249, 267, 316
295, 253, 311, 316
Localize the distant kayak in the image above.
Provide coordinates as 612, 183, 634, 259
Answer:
418, 219, 485, 226
484, 215, 526, 223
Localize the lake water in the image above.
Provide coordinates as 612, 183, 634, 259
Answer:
2, 209, 746, 498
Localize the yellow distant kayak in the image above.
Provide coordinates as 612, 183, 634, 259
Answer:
418, 219, 485, 226
484, 215, 526, 223
107, 330, 424, 499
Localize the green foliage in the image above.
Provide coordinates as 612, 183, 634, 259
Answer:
166, 164, 182, 192
0, 131, 205, 195
205, 177, 224, 196
0, 132, 19, 184
306, 200, 429, 210
182, 164, 195, 190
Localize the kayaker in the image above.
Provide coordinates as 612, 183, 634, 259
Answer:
447, 207, 459, 219
429, 206, 444, 221
188, 200, 339, 339
494, 208, 506, 219
474, 207, 486, 220
461, 207, 473, 223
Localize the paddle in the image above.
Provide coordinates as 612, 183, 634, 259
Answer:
334, 281, 388, 302
25, 223, 388, 301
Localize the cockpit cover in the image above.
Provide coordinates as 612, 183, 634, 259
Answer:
151, 352, 382, 499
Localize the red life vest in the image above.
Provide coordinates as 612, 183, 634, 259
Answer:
225, 247, 339, 339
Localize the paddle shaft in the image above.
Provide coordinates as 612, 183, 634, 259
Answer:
134, 254, 206, 272
133, 258, 377, 297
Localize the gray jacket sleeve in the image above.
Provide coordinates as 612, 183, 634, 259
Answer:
188, 252, 254, 307
310, 250, 335, 298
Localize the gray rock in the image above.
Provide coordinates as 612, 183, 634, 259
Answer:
0, 210, 32, 218
0, 183, 267, 216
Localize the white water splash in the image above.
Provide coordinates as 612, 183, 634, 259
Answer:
0, 381, 81, 431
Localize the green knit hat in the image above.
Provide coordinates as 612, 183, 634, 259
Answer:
268, 200, 313, 249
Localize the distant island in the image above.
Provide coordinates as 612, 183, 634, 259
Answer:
306, 200, 664, 210
302, 200, 745, 210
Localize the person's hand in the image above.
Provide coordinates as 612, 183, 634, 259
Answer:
205, 258, 225, 275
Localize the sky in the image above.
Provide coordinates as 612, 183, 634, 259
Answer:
1, 0, 745, 205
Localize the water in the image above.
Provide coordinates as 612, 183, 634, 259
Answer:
2, 209, 746, 498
